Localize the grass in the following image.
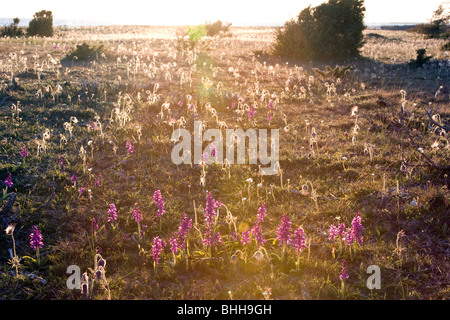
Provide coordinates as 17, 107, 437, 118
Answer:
0, 26, 448, 300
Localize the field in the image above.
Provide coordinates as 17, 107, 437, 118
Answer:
0, 26, 449, 300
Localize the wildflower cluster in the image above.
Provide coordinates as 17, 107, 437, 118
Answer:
328, 213, 363, 248
20, 144, 28, 158
107, 203, 118, 223
202, 192, 223, 249
132, 206, 142, 223
291, 226, 307, 255
276, 214, 291, 246
152, 236, 166, 265
153, 190, 165, 218
169, 213, 192, 253
250, 203, 267, 248
29, 226, 43, 251
4, 173, 13, 188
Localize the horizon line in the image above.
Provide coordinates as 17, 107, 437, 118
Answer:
0, 17, 427, 28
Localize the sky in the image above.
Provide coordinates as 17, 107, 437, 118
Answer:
2, 0, 448, 26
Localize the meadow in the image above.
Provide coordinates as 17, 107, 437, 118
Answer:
0, 25, 448, 300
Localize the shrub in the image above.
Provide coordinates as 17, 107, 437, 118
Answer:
175, 25, 209, 51
414, 24, 444, 39
442, 40, 450, 51
1, 18, 24, 38
313, 65, 354, 81
66, 43, 103, 60
205, 20, 232, 37
409, 49, 433, 67
272, 0, 366, 60
414, 3, 449, 39
27, 10, 54, 37
187, 25, 207, 43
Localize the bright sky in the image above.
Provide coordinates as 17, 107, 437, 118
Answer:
2, 0, 447, 25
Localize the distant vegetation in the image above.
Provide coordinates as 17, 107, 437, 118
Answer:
204, 20, 232, 37
272, 0, 366, 60
0, 10, 54, 38
27, 10, 54, 37
175, 24, 207, 51
1, 18, 24, 38
413, 3, 449, 39
379, 25, 416, 31
175, 20, 232, 51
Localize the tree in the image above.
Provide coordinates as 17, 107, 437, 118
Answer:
273, 0, 366, 60
27, 10, 54, 37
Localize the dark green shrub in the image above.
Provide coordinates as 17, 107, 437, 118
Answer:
415, 24, 443, 39
414, 3, 449, 39
205, 20, 232, 37
272, 0, 366, 60
409, 49, 433, 67
66, 43, 103, 60
442, 40, 450, 51
27, 10, 53, 37
381, 25, 416, 31
1, 18, 24, 37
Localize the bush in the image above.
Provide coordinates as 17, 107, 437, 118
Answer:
414, 24, 444, 39
66, 43, 103, 60
1, 18, 24, 37
409, 49, 433, 67
174, 21, 232, 52
272, 0, 366, 60
205, 20, 232, 37
175, 25, 209, 51
187, 25, 207, 43
27, 10, 53, 37
442, 40, 450, 51
414, 3, 449, 39
313, 65, 354, 81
